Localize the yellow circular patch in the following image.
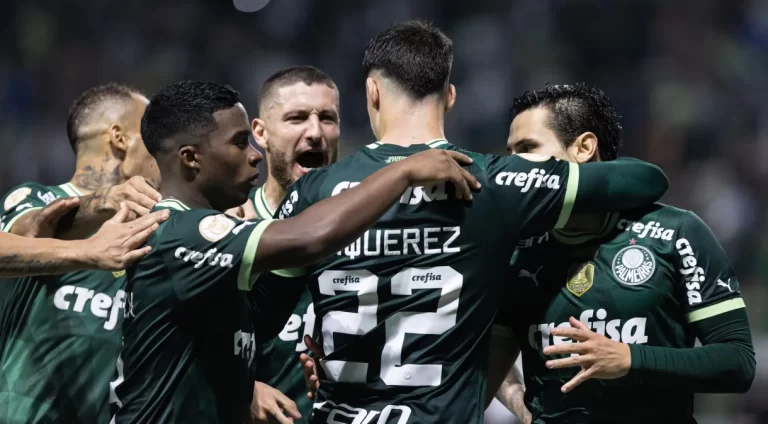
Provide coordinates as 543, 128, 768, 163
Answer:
4, 187, 31, 211
198, 214, 236, 242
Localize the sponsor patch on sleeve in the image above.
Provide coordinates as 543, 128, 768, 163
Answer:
199, 214, 236, 242
4, 187, 31, 211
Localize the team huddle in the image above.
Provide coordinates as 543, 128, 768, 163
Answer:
0, 20, 755, 424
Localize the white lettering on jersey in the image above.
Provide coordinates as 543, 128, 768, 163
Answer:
278, 189, 300, 219
398, 183, 448, 205
333, 181, 450, 205
314, 399, 412, 424
331, 181, 361, 196
336, 227, 461, 259
517, 233, 549, 249
232, 220, 256, 235
174, 247, 234, 269
234, 330, 256, 367
675, 238, 705, 305
277, 303, 316, 352
529, 309, 648, 350
616, 219, 675, 241
37, 191, 57, 205
53, 286, 126, 330
16, 203, 33, 212
494, 168, 561, 192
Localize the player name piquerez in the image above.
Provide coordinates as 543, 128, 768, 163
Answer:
337, 226, 461, 259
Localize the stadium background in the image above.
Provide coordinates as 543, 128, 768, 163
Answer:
0, 0, 765, 422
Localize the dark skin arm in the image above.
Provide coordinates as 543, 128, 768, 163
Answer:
253, 149, 480, 272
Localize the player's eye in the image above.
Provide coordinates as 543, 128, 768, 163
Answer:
321, 113, 339, 124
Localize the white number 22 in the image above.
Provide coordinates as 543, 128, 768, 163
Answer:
317, 266, 462, 387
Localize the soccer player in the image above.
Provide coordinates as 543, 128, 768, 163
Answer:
494, 83, 755, 423
245, 66, 340, 423
0, 83, 164, 423
110, 80, 479, 424
276, 21, 670, 424
0, 200, 167, 277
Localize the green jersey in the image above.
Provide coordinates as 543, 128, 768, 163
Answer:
112, 199, 273, 424
249, 186, 317, 423
497, 204, 745, 423
276, 140, 582, 424
0, 182, 127, 424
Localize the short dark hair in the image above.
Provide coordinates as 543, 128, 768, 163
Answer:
141, 81, 241, 156
510, 83, 622, 161
66, 83, 139, 152
363, 20, 453, 99
258, 66, 338, 112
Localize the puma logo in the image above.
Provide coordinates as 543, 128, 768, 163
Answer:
717, 278, 734, 293
519, 266, 543, 286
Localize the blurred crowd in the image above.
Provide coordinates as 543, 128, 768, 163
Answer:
0, 0, 765, 421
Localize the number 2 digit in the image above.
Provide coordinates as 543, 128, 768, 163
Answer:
317, 267, 463, 387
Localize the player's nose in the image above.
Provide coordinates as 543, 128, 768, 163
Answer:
304, 115, 323, 147
247, 147, 263, 167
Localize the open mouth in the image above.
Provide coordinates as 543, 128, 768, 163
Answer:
247, 172, 260, 185
296, 150, 326, 170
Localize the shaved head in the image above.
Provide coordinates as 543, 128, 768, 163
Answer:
258, 66, 338, 117
66, 83, 147, 153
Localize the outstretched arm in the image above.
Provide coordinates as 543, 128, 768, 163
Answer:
487, 155, 668, 236
571, 157, 669, 214
253, 149, 479, 272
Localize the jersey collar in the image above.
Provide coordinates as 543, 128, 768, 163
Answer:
365, 138, 451, 150
155, 198, 191, 211
58, 182, 84, 197
252, 186, 275, 218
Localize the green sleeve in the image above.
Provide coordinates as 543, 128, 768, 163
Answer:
275, 168, 328, 220
0, 182, 56, 233
160, 209, 274, 301
485, 154, 575, 236
628, 308, 755, 393
571, 157, 669, 214
247, 272, 310, 341
673, 211, 744, 318
485, 155, 668, 237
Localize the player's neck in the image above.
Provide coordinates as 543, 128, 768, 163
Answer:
160, 179, 214, 211
68, 153, 121, 196
261, 177, 286, 214
377, 104, 446, 147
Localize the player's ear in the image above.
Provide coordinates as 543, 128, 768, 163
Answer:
109, 124, 128, 158
252, 118, 268, 151
445, 84, 457, 114
179, 145, 201, 172
366, 78, 380, 112
569, 132, 599, 163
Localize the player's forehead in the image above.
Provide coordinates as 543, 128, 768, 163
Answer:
271, 83, 339, 115
211, 103, 250, 138
507, 106, 560, 148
